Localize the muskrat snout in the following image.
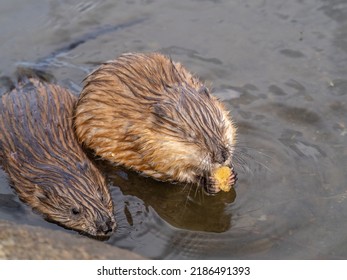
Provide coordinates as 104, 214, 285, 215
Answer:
96, 217, 116, 236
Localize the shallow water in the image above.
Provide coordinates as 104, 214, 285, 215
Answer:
1, 0, 347, 259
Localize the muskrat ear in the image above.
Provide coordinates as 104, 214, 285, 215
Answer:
151, 103, 174, 122
33, 184, 48, 198
36, 189, 50, 203
152, 103, 167, 118
37, 193, 47, 202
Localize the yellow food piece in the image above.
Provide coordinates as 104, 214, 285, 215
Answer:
213, 166, 232, 192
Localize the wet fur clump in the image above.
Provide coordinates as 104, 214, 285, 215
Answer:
0, 78, 116, 237
74, 52, 237, 194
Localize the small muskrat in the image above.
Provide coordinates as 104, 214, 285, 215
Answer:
0, 78, 116, 237
74, 53, 237, 194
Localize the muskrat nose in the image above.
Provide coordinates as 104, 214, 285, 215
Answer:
96, 217, 115, 235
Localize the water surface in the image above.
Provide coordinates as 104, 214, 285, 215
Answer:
1, 0, 347, 259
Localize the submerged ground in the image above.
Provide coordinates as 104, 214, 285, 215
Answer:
0, 0, 347, 259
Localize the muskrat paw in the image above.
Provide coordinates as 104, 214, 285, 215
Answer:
229, 167, 238, 187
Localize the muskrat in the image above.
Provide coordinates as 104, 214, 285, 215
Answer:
0, 78, 116, 237
74, 53, 237, 194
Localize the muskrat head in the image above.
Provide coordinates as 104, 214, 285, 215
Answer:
74, 52, 237, 195
0, 79, 116, 238
28, 165, 116, 238
148, 84, 238, 195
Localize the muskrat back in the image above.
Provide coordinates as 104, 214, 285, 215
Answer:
0, 78, 115, 237
74, 53, 237, 194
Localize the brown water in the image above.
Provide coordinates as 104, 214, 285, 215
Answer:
1, 0, 347, 259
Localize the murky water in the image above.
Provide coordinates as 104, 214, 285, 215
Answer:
1, 0, 347, 259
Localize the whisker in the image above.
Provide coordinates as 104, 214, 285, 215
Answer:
232, 154, 251, 174
231, 142, 273, 174
233, 142, 273, 159
180, 181, 191, 194
194, 183, 200, 199
181, 182, 194, 211
237, 151, 272, 173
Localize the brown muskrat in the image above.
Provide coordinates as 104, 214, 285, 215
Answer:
0, 78, 116, 237
74, 52, 237, 194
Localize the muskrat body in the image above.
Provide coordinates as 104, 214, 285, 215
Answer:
0, 78, 115, 237
74, 53, 237, 194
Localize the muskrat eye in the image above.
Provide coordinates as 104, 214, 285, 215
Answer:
71, 207, 81, 215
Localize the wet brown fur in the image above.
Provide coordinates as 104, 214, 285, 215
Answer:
0, 79, 115, 237
74, 53, 237, 193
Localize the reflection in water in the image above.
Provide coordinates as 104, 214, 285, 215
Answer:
0, 0, 347, 259
103, 164, 236, 233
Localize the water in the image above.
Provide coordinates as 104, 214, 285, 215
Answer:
1, 0, 347, 259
